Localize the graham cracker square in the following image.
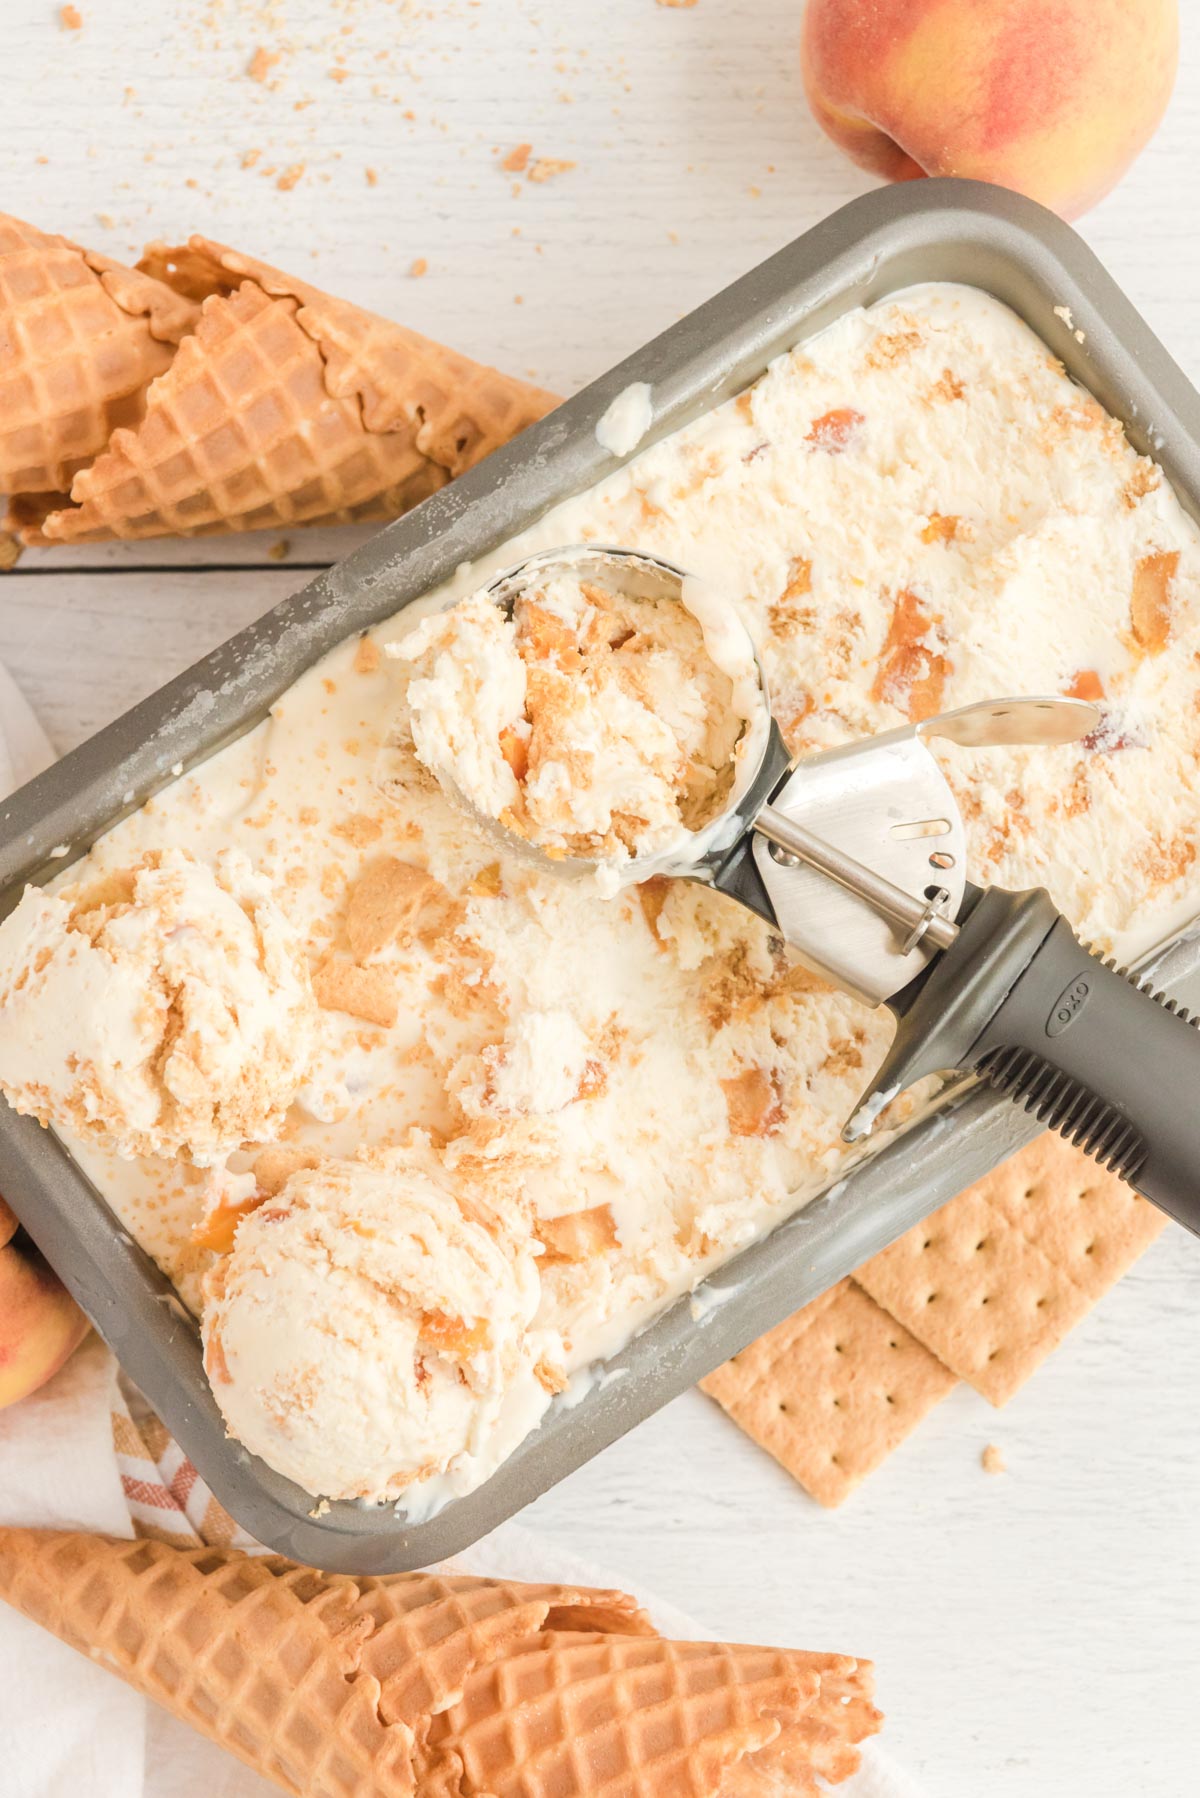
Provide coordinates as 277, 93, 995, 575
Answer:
855, 1133, 1166, 1406
700, 1278, 956, 1507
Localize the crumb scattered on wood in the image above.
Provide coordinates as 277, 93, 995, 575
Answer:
409, 257, 428, 278
60, 4, 83, 27
502, 143, 532, 172
267, 539, 290, 562
365, 167, 378, 186
982, 1444, 1006, 1476
248, 46, 280, 84
241, 148, 262, 169
276, 164, 305, 191
528, 158, 575, 183
0, 534, 23, 572
657, 0, 698, 8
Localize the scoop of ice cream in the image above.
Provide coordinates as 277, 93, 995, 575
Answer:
201, 1142, 542, 1501
0, 847, 316, 1164
391, 568, 763, 878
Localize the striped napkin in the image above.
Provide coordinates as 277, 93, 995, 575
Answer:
111, 1376, 258, 1554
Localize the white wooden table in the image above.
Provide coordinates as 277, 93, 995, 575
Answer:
5, 4, 1200, 1792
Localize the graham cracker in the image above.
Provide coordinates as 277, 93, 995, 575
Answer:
700, 1278, 957, 1506
313, 957, 399, 1028
345, 854, 441, 960
250, 1144, 321, 1198
855, 1132, 1166, 1406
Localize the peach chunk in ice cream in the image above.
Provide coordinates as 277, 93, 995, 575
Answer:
801, 0, 1179, 220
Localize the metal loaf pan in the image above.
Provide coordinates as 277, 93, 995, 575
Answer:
3, 180, 1200, 1572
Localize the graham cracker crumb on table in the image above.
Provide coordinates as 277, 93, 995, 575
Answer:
410, 257, 428, 278
982, 1443, 1006, 1475
365, 166, 378, 186
240, 148, 262, 168
0, 534, 22, 573
657, 0, 699, 7
502, 142, 532, 172
247, 46, 280, 83
267, 539, 290, 562
528, 157, 576, 183
60, 4, 83, 27
276, 164, 305, 192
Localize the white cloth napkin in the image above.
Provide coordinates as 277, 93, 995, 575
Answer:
0, 661, 925, 1798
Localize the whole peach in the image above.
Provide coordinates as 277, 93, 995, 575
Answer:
801, 0, 1179, 220
0, 1205, 90, 1410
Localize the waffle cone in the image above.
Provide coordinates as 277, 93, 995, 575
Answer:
723, 1650, 884, 1798
0, 212, 199, 502
29, 234, 558, 544
0, 1529, 657, 1798
420, 1629, 880, 1798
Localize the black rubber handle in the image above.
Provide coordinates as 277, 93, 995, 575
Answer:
971, 915, 1200, 1229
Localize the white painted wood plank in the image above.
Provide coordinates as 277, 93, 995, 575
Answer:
4, 3, 1200, 1793
0, 572, 296, 752
12, 525, 378, 573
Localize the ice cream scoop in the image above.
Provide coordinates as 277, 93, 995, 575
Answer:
400, 545, 1200, 1236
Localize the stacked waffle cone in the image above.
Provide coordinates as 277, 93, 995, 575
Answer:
0, 1529, 879, 1798
1, 213, 558, 544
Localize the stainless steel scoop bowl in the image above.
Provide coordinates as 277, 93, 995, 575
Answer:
436, 544, 788, 882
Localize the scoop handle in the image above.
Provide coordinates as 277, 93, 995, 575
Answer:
969, 913, 1200, 1230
